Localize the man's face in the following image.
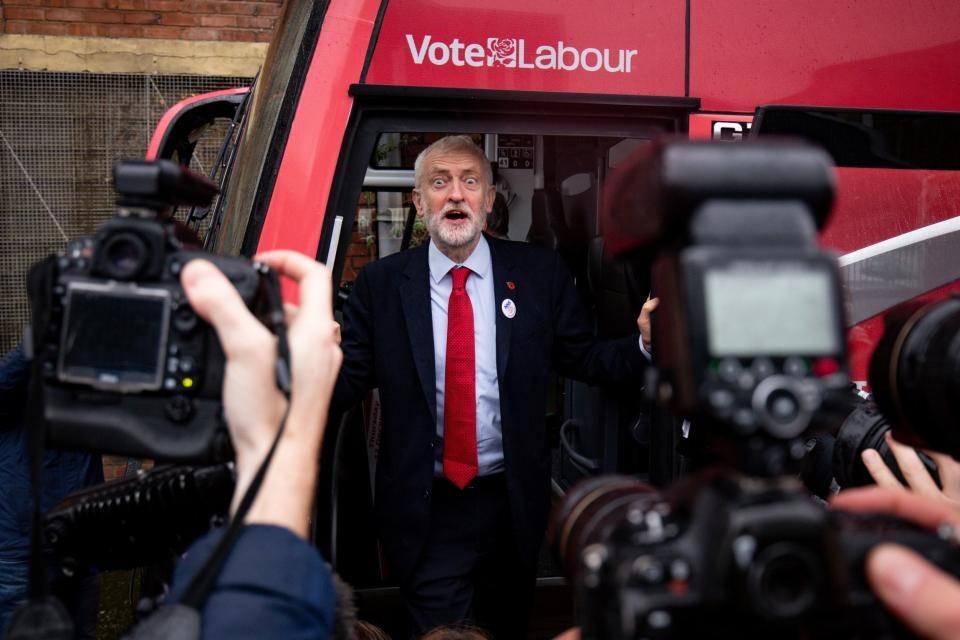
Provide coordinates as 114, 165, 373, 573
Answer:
413, 152, 495, 254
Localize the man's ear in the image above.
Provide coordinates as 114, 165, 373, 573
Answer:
412, 188, 424, 214
484, 185, 497, 214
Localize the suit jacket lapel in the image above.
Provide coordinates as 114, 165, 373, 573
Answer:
488, 237, 515, 383
399, 246, 438, 424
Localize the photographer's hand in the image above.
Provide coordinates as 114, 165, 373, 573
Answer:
833, 487, 960, 639
861, 432, 960, 507
637, 296, 659, 353
181, 252, 342, 539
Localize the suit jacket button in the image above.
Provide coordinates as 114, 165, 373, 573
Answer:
423, 489, 431, 500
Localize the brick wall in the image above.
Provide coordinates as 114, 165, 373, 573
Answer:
1, 4, 276, 482
0, 0, 282, 42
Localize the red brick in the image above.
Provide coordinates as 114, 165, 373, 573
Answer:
123, 10, 160, 24
180, 26, 221, 40
5, 0, 65, 6
4, 20, 31, 34
143, 0, 182, 11
21, 20, 69, 35
199, 13, 238, 27
66, 21, 100, 36
44, 8, 84, 21
216, 28, 258, 42
112, 0, 146, 8
235, 14, 273, 29
78, 8, 125, 22
252, 2, 282, 16
159, 11, 200, 26
193, 1, 259, 16
4, 7, 46, 20
346, 241, 369, 258
102, 22, 144, 37
65, 0, 108, 8
141, 23, 183, 38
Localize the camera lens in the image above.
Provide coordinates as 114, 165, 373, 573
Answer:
747, 543, 821, 620
869, 297, 960, 454
100, 231, 148, 280
548, 476, 657, 579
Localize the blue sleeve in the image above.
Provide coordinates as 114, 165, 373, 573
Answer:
0, 344, 28, 430
168, 524, 335, 640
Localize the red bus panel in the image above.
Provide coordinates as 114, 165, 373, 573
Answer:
364, 0, 686, 96
691, 0, 960, 113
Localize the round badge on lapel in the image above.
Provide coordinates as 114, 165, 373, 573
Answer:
501, 298, 516, 319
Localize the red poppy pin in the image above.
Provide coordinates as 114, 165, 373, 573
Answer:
506, 281, 516, 290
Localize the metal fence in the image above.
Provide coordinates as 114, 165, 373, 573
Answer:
0, 70, 251, 352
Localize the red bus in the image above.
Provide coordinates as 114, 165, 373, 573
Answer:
147, 1, 960, 634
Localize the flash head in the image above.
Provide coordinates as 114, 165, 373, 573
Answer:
601, 139, 836, 257
113, 159, 219, 211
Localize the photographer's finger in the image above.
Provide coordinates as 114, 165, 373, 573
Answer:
885, 432, 941, 496
283, 302, 299, 326
256, 251, 334, 323
926, 451, 960, 500
181, 259, 270, 356
833, 487, 960, 529
256, 250, 321, 284
867, 544, 960, 640
861, 449, 905, 491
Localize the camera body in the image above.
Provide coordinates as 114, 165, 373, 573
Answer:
551, 140, 960, 639
557, 473, 959, 640
28, 160, 268, 462
654, 246, 846, 443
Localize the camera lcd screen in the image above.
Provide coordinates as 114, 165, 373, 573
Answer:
704, 268, 839, 356
59, 283, 170, 390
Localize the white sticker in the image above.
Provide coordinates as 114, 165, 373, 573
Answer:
501, 298, 516, 319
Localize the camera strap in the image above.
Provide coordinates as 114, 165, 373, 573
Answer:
124, 267, 291, 639
2, 258, 76, 640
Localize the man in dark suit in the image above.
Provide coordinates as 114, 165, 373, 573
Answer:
334, 135, 651, 637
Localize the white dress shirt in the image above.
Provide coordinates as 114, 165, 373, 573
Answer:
428, 236, 504, 476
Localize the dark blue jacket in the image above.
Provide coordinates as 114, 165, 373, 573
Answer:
0, 344, 103, 561
333, 236, 647, 581
168, 525, 335, 639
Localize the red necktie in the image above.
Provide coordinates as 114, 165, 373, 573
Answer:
443, 266, 478, 489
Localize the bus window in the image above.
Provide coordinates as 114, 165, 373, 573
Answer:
342, 189, 423, 284
369, 132, 485, 169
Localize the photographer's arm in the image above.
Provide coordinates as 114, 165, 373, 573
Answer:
167, 252, 342, 638
182, 252, 342, 538
833, 487, 960, 639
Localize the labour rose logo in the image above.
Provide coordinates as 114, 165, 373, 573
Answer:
487, 38, 517, 67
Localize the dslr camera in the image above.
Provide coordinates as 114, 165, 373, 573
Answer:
27, 160, 276, 462
549, 140, 960, 639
